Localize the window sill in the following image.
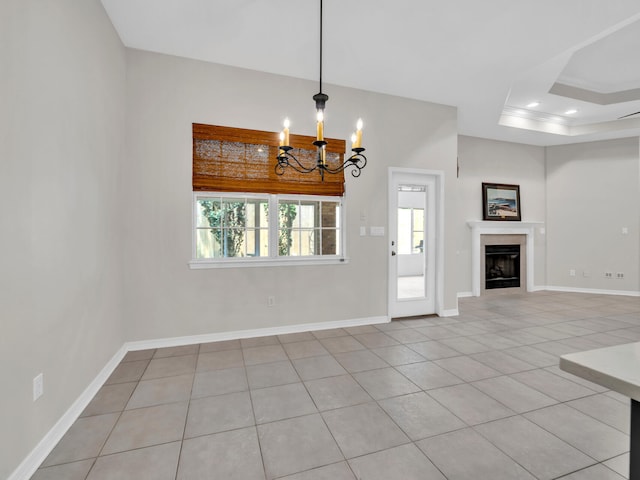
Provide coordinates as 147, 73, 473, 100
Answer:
188, 256, 349, 269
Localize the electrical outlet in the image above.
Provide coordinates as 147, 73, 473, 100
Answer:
605, 272, 613, 279
616, 272, 624, 279
33, 373, 43, 401
569, 269, 576, 277
582, 270, 590, 278
267, 296, 276, 307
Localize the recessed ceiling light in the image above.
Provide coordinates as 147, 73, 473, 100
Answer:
565, 109, 578, 115
527, 102, 540, 108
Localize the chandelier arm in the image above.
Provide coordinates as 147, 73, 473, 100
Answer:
277, 149, 367, 179
320, 152, 367, 176
275, 151, 318, 175
320, 162, 355, 174
348, 153, 367, 177
348, 154, 367, 177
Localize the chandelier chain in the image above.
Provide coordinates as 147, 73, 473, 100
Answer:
319, 0, 323, 94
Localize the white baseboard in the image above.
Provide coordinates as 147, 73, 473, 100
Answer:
10, 315, 389, 479
458, 285, 639, 297
544, 285, 640, 297
9, 345, 128, 480
530, 285, 548, 292
125, 315, 390, 351
440, 308, 459, 317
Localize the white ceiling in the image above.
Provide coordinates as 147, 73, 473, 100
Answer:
100, 0, 640, 146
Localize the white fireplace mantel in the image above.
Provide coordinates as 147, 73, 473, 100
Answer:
468, 221, 543, 297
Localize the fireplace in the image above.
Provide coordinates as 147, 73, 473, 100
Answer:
485, 244, 520, 290
468, 221, 541, 297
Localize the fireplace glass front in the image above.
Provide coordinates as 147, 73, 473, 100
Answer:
485, 244, 520, 290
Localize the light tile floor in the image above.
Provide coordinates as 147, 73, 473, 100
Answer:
31, 291, 640, 479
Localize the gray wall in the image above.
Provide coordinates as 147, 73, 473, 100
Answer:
0, 1, 126, 477
457, 136, 547, 294
122, 49, 459, 342
546, 138, 640, 292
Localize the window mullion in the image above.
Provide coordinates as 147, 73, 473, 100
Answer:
318, 201, 323, 256
269, 195, 278, 258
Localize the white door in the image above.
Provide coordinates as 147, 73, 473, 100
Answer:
388, 170, 437, 318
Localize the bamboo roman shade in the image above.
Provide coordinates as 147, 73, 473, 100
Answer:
193, 123, 346, 196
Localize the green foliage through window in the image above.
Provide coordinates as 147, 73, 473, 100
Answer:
277, 203, 297, 256
200, 200, 246, 257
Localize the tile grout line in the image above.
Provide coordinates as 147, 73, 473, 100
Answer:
173, 343, 200, 480
241, 341, 269, 480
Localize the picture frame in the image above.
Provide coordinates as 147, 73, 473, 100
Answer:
482, 183, 521, 221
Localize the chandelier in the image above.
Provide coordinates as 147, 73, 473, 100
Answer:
276, 0, 367, 182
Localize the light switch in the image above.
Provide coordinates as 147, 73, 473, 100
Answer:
370, 226, 385, 236
359, 226, 367, 236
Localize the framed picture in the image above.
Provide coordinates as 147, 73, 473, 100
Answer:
482, 183, 521, 221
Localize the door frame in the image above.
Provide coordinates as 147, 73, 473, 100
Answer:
388, 167, 445, 318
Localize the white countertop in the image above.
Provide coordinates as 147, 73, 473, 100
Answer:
560, 342, 640, 402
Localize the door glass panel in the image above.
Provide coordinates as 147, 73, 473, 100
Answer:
397, 185, 426, 299
397, 208, 412, 255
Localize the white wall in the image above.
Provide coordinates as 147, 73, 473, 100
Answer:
0, 1, 126, 477
546, 138, 640, 292
457, 136, 547, 294
122, 49, 458, 341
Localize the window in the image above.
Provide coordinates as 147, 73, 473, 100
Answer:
191, 124, 347, 267
195, 195, 269, 259
277, 197, 341, 256
193, 193, 344, 265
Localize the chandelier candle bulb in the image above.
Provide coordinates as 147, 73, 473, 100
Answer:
317, 111, 324, 141
354, 119, 363, 148
279, 131, 285, 147
351, 133, 357, 150
283, 118, 290, 146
